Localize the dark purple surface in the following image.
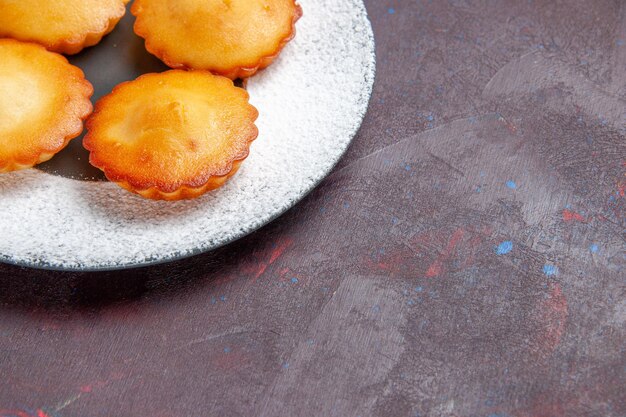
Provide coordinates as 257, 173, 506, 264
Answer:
1, 1, 625, 416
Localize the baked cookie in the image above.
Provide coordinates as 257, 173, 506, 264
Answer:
0, 0, 130, 54
0, 39, 93, 173
84, 70, 259, 200
132, 0, 302, 79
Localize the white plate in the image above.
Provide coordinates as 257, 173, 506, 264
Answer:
0, 0, 376, 271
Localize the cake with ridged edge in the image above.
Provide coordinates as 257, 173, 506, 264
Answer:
132, 0, 302, 79
0, 39, 93, 173
0, 0, 130, 54
83, 70, 259, 200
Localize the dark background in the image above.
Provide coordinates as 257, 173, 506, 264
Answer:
1, 0, 625, 416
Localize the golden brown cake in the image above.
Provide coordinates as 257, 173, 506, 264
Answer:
0, 0, 130, 54
0, 39, 93, 173
132, 0, 302, 79
83, 70, 259, 200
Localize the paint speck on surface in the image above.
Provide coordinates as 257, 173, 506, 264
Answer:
282, 362, 290, 369
425, 261, 442, 277
372, 305, 381, 313
343, 202, 350, 208
404, 164, 411, 171
496, 241, 513, 255
506, 180, 517, 189
392, 216, 399, 225
407, 299, 415, 306
224, 347, 231, 353
210, 297, 217, 305
589, 244, 599, 253
562, 209, 587, 223
543, 264, 559, 276
306, 339, 315, 345
414, 286, 423, 292
476, 186, 482, 193
426, 115, 434, 121
291, 277, 299, 284
219, 295, 227, 302
388, 8, 395, 14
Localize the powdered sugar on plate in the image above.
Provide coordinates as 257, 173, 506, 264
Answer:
0, 0, 376, 270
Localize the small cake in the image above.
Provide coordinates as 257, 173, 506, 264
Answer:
132, 0, 302, 79
0, 39, 93, 173
0, 0, 130, 54
83, 70, 259, 200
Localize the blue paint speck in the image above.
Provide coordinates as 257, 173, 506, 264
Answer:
391, 216, 399, 225
589, 244, 599, 253
476, 186, 482, 193
224, 347, 231, 353
414, 286, 423, 292
543, 264, 558, 276
506, 180, 517, 190
306, 339, 315, 345
320, 207, 326, 214
210, 297, 217, 305
496, 241, 513, 255
617, 39, 624, 46
426, 115, 434, 121
291, 277, 299, 284
372, 305, 381, 313
343, 202, 350, 209
220, 295, 227, 302
388, 8, 395, 14
407, 299, 415, 306
404, 164, 412, 171
282, 362, 290, 369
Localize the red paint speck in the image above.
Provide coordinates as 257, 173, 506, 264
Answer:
562, 209, 587, 223
254, 262, 269, 279
247, 238, 294, 282
269, 238, 292, 264
0, 411, 52, 417
535, 282, 568, 355
0, 411, 33, 417
425, 261, 442, 277
424, 229, 465, 277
